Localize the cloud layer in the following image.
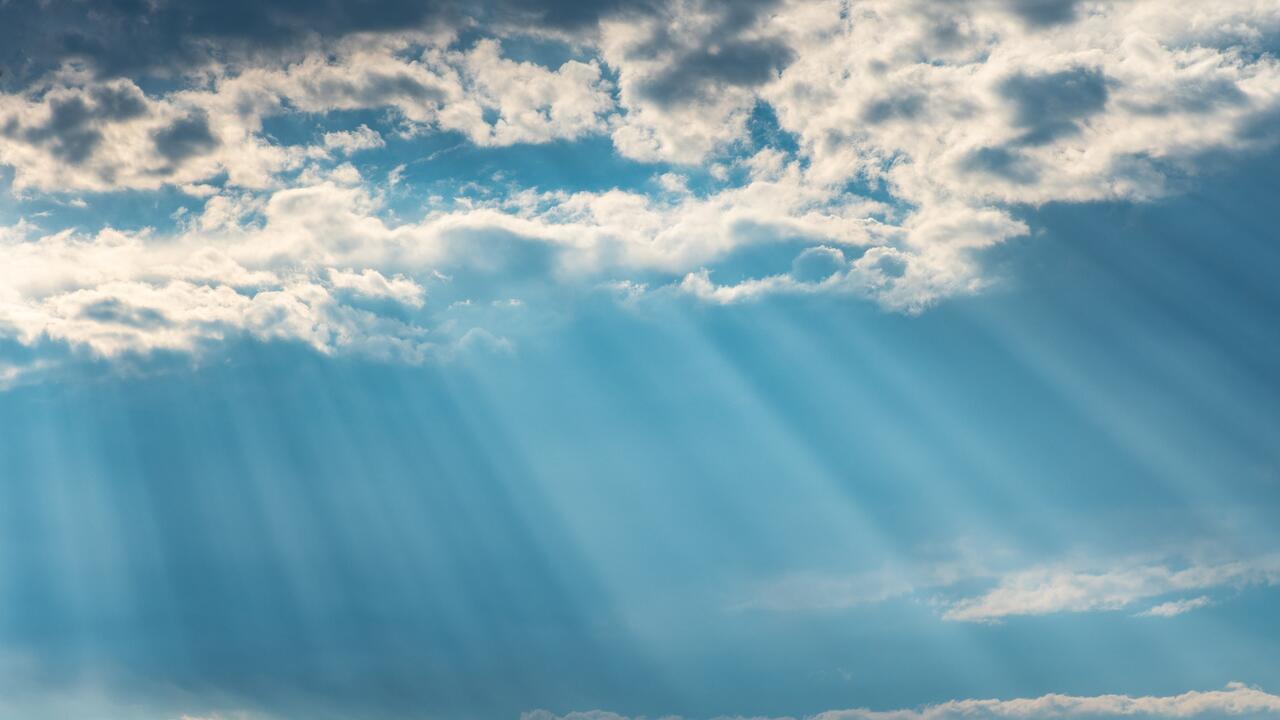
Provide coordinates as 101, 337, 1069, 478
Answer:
2, 1, 1280, 376
942, 557, 1280, 623
524, 683, 1280, 720
740, 554, 1280, 623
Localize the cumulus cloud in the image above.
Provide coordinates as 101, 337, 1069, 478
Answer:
526, 683, 1280, 720
1, 1, 1279, 371
0, 184, 445, 364
0, 155, 907, 368
328, 267, 426, 306
0, 35, 615, 192
322, 124, 385, 155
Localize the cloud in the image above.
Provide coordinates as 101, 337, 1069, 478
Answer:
0, 184, 444, 363
523, 712, 640, 720
322, 125, 385, 154
1137, 596, 1213, 618
759, 0, 1280, 253
0, 155, 913, 373
630, 0, 796, 109
942, 558, 1280, 623
0, 0, 764, 90
152, 110, 221, 165
1005, 0, 1082, 29
0, 1, 1279, 374
812, 683, 1280, 719
737, 550, 1280, 622
328, 267, 426, 307
999, 67, 1110, 145
0, 0, 454, 83
526, 683, 1280, 720
0, 35, 617, 192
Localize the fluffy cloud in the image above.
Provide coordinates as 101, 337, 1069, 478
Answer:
2, 1, 1280, 372
0, 159, 904, 371
0, 35, 615, 192
525, 683, 1280, 720
322, 125, 386, 155
0, 184, 441, 364
600, 0, 797, 162
764, 1, 1280, 201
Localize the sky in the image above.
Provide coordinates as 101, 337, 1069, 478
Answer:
1, 1, 1280, 719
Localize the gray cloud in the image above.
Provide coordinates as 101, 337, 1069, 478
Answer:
637, 37, 795, 105
152, 111, 220, 165
79, 298, 172, 329
1006, 0, 1081, 28
0, 0, 456, 86
0, 0, 701, 90
626, 0, 796, 106
89, 83, 148, 121
1000, 66, 1110, 144
4, 96, 102, 164
863, 93, 927, 124
960, 146, 1040, 184
0, 81, 152, 167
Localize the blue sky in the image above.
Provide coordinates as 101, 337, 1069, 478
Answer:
1, 2, 1280, 719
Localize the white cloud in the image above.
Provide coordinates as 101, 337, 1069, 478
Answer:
1137, 596, 1213, 618
812, 683, 1280, 719
322, 124, 385, 154
0, 183, 448, 363
526, 683, 1280, 720
328, 267, 426, 307
523, 712, 642, 720
736, 550, 1279, 621
942, 557, 1280, 623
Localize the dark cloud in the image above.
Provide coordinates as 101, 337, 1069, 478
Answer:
863, 94, 926, 124
1128, 77, 1248, 116
638, 38, 795, 106
485, 0, 661, 30
0, 0, 458, 86
89, 84, 149, 121
0, 0, 792, 112
1238, 103, 1280, 144
152, 111, 220, 165
79, 298, 172, 328
0, 0, 683, 90
3, 96, 102, 164
631, 0, 795, 106
0, 82, 151, 168
1007, 0, 1081, 28
1000, 66, 1109, 144
960, 146, 1040, 184
339, 71, 446, 106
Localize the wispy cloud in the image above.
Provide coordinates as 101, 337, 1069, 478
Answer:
941, 558, 1280, 623
526, 683, 1280, 720
740, 554, 1279, 623
1137, 596, 1213, 618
